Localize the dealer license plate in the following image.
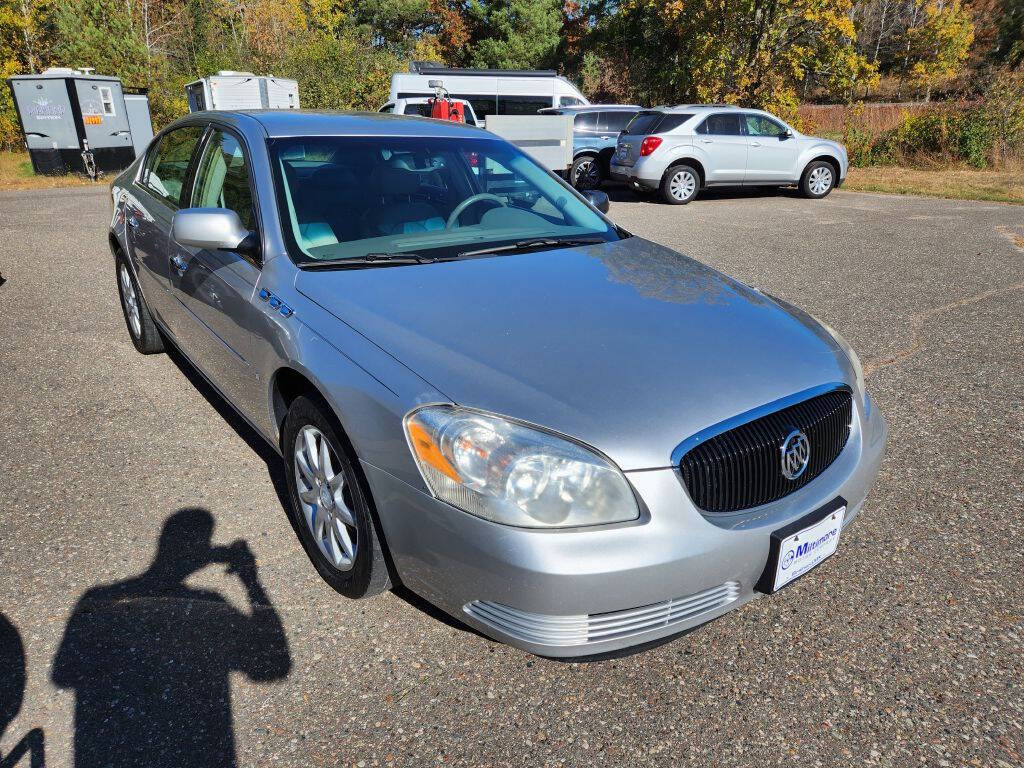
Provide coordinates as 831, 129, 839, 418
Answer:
758, 500, 846, 593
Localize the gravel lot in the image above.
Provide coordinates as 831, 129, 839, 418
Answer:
1, 184, 1022, 767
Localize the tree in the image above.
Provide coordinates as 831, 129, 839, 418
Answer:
594, 0, 877, 115
467, 0, 562, 69
904, 0, 974, 98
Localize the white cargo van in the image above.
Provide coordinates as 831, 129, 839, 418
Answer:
388, 63, 588, 122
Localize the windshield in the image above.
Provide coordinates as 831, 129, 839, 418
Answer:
270, 136, 617, 264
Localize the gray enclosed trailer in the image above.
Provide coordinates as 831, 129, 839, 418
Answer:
6, 68, 148, 176
185, 72, 300, 112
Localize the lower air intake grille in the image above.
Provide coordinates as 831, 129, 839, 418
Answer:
678, 387, 853, 514
465, 581, 740, 647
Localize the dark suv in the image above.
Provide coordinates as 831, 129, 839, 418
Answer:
539, 105, 640, 189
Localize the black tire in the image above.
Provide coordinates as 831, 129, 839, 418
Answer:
282, 395, 392, 599
115, 250, 164, 354
570, 155, 602, 190
800, 160, 837, 199
659, 163, 700, 205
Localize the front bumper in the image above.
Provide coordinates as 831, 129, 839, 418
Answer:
364, 394, 887, 657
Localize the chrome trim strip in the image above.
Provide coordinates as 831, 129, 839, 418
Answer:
669, 381, 852, 467
464, 581, 740, 648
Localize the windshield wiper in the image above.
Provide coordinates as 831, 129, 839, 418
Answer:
457, 237, 607, 259
300, 252, 448, 270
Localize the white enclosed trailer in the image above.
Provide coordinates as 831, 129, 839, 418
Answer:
185, 72, 299, 112
483, 114, 574, 174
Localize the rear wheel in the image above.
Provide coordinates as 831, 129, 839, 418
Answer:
282, 395, 392, 599
115, 250, 164, 354
800, 161, 836, 198
660, 164, 700, 205
571, 155, 602, 190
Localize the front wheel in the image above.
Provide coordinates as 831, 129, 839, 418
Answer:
660, 164, 700, 205
282, 395, 392, 599
801, 161, 837, 199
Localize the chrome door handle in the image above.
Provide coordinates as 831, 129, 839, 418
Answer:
170, 254, 188, 274
701, 138, 714, 143
750, 141, 762, 147
600, 136, 611, 140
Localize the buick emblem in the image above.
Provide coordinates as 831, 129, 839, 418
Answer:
780, 429, 810, 480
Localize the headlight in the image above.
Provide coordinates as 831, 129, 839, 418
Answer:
403, 406, 639, 528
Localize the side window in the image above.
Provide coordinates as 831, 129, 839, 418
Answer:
99, 86, 115, 116
559, 96, 583, 107
745, 114, 787, 137
379, 103, 395, 114
191, 130, 255, 231
573, 112, 598, 131
144, 125, 205, 208
497, 96, 553, 115
698, 113, 743, 136
654, 114, 693, 133
599, 111, 635, 133
454, 95, 497, 121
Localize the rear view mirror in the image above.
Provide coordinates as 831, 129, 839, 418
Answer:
172, 208, 253, 252
582, 189, 610, 214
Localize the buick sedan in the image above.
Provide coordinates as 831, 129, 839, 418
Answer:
108, 111, 887, 656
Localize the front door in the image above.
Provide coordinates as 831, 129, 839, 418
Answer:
167, 128, 262, 415
742, 113, 801, 182
695, 113, 747, 183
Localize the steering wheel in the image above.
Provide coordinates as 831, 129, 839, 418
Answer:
445, 193, 507, 230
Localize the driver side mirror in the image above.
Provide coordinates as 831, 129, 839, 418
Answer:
780, 129, 794, 141
172, 208, 258, 257
582, 189, 610, 214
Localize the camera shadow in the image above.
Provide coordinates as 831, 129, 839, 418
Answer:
51, 508, 291, 767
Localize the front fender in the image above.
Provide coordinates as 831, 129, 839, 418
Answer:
798, 142, 847, 177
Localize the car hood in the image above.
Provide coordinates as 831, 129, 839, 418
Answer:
294, 238, 849, 471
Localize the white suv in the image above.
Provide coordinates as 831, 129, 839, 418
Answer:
609, 105, 848, 204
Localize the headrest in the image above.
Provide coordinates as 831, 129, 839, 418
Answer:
371, 165, 421, 195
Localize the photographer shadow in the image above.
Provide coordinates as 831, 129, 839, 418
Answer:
1, 613, 44, 767
52, 508, 291, 768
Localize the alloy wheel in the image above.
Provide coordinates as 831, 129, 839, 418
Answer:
808, 166, 833, 196
573, 158, 600, 189
119, 264, 142, 339
669, 169, 697, 201
294, 425, 358, 571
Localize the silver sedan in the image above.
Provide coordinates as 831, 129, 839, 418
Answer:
108, 111, 886, 657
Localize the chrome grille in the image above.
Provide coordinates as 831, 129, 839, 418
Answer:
465, 581, 740, 647
678, 387, 853, 514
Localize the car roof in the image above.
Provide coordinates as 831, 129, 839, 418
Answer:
539, 104, 641, 114
650, 104, 748, 113
179, 110, 489, 138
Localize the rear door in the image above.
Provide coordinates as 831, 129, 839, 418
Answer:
167, 126, 261, 412
742, 113, 800, 182
695, 113, 747, 182
127, 124, 206, 324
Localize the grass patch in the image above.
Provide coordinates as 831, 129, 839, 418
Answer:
0, 151, 98, 191
844, 165, 1024, 204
